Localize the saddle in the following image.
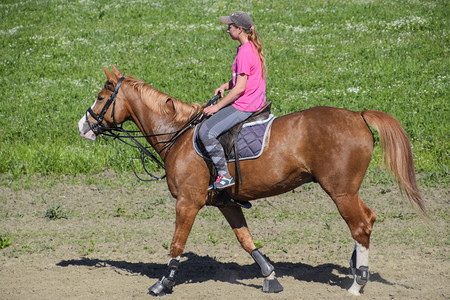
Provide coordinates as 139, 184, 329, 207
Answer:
195, 102, 273, 184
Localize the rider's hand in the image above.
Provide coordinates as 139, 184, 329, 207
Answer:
215, 88, 225, 98
203, 104, 220, 117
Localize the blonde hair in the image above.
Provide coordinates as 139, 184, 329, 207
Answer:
246, 28, 267, 79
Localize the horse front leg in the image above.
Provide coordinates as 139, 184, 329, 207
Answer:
149, 196, 202, 296
219, 205, 283, 293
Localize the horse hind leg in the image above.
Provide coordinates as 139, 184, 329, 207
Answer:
347, 197, 376, 295
331, 193, 376, 295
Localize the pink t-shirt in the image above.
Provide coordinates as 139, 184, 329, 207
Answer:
231, 41, 266, 112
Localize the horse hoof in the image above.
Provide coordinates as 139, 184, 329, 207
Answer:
263, 277, 284, 293
348, 284, 361, 296
148, 281, 166, 297
348, 288, 361, 296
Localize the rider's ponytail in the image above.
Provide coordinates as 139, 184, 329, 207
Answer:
246, 28, 267, 80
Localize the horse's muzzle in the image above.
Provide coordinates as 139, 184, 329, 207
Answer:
78, 114, 97, 141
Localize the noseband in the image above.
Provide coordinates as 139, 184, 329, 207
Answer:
86, 76, 125, 134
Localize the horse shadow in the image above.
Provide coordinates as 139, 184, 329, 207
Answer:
57, 252, 395, 291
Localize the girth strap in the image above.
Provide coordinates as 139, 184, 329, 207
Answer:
232, 130, 243, 184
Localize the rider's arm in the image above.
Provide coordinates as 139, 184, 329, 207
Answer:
216, 74, 247, 109
215, 79, 234, 96
204, 74, 247, 116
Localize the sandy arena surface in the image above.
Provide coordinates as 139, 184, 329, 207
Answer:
0, 173, 448, 299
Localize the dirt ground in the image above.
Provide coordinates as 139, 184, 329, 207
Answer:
0, 172, 448, 299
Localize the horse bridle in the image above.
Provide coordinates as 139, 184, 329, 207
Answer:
86, 76, 125, 134
84, 76, 168, 181
84, 77, 220, 182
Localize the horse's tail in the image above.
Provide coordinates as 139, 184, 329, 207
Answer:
361, 110, 427, 218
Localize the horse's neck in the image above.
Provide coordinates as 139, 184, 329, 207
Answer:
126, 90, 187, 155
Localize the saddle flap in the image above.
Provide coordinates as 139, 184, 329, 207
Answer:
219, 102, 272, 156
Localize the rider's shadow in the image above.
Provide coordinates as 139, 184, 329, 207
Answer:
57, 251, 395, 291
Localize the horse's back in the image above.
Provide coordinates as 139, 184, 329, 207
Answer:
269, 106, 374, 191
274, 106, 373, 147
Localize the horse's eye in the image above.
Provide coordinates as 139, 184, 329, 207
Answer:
97, 96, 104, 101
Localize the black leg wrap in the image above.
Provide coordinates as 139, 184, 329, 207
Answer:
251, 249, 274, 277
355, 266, 370, 285
349, 249, 369, 286
263, 277, 284, 293
148, 258, 179, 296
165, 258, 179, 283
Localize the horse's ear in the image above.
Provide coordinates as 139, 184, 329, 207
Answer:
111, 64, 123, 78
103, 66, 118, 84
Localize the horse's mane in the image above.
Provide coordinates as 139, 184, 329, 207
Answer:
125, 75, 202, 123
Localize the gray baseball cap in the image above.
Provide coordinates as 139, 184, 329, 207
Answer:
220, 11, 254, 30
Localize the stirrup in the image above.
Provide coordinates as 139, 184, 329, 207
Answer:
229, 198, 252, 209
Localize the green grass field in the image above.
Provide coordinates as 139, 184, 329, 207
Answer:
0, 0, 448, 185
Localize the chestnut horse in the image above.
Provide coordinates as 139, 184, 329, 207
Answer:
78, 66, 426, 296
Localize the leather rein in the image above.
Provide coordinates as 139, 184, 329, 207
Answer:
85, 77, 220, 182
